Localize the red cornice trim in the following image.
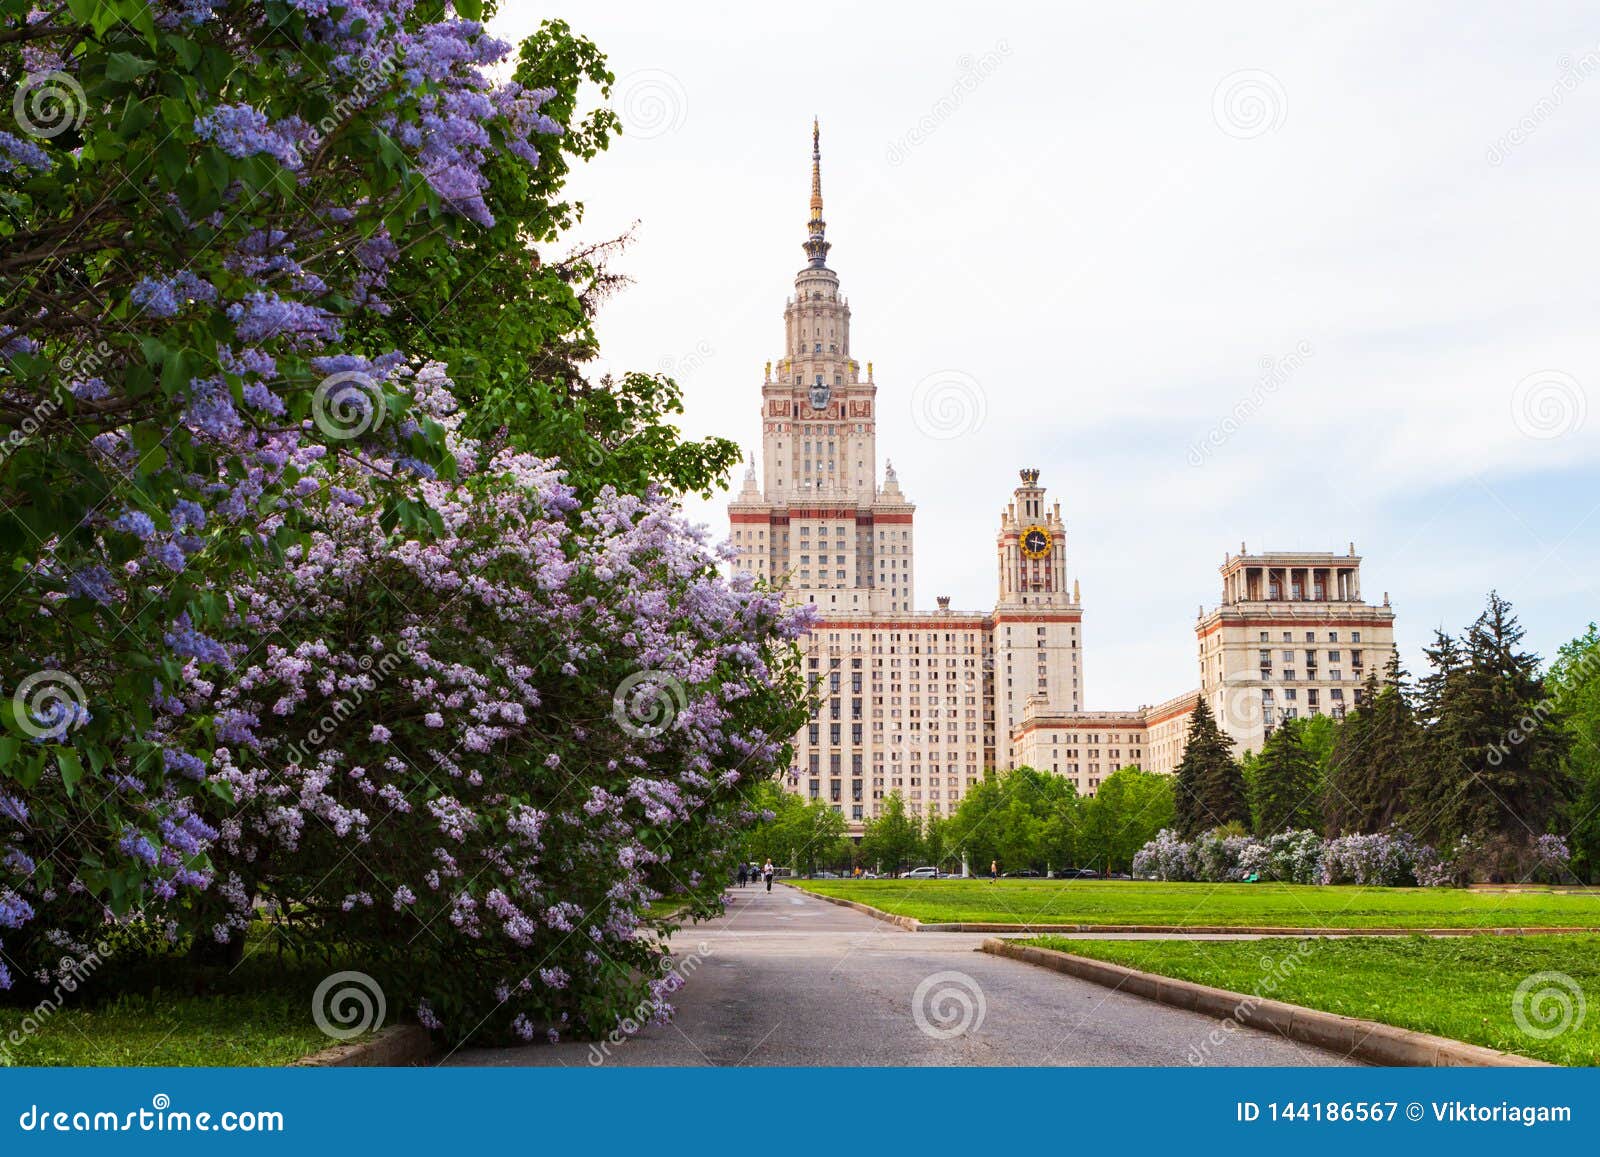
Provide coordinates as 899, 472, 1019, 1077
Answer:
1197, 616, 1392, 639
809, 618, 990, 631
731, 509, 915, 526
1015, 718, 1146, 738
1146, 701, 1198, 726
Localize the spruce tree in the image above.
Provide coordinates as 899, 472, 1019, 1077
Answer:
1449, 593, 1573, 843
1322, 655, 1421, 834
1173, 698, 1249, 836
1251, 718, 1322, 835
1324, 670, 1376, 833
1406, 628, 1470, 839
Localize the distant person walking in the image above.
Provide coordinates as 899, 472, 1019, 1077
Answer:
763, 859, 775, 892
990, 859, 999, 883
736, 862, 748, 888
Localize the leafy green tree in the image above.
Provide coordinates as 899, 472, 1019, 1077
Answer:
1549, 624, 1600, 881
1078, 768, 1172, 872
1250, 720, 1322, 835
741, 780, 800, 866
922, 814, 955, 873
1173, 698, 1248, 836
788, 799, 849, 875
359, 19, 741, 501
1297, 711, 1338, 773
1041, 788, 1085, 871
945, 774, 1004, 873
945, 767, 1073, 873
861, 791, 923, 874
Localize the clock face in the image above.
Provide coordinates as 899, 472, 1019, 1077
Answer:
1020, 525, 1052, 560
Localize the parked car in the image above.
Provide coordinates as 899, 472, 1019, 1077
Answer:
1058, 867, 1101, 879
1004, 869, 1044, 878
811, 870, 840, 879
902, 866, 939, 879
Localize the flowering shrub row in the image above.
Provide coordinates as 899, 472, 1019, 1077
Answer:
1132, 828, 1571, 887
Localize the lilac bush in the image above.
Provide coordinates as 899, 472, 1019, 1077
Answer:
1134, 828, 1457, 887
1318, 832, 1424, 887
6, 360, 809, 1037
1237, 829, 1323, 884
1192, 830, 1255, 882
1531, 834, 1573, 882
1133, 828, 1195, 881
0, 1, 574, 994
203, 363, 808, 1038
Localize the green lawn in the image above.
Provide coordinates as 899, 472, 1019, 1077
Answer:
0, 938, 371, 1067
791, 878, 1600, 929
1023, 934, 1600, 1066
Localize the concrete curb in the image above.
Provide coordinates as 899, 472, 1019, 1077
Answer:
293, 1024, 435, 1067
786, 888, 1598, 937
980, 939, 1550, 1068
920, 922, 1596, 935
783, 882, 920, 930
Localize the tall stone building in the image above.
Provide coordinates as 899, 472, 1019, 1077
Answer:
1198, 548, 1397, 753
728, 126, 1398, 833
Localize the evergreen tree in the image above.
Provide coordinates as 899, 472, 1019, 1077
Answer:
1173, 698, 1249, 836
1250, 719, 1322, 835
1325, 656, 1418, 834
1443, 593, 1573, 844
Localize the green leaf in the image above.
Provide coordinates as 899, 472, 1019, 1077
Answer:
106, 52, 158, 82
57, 748, 85, 796
0, 737, 17, 768
12, 753, 43, 791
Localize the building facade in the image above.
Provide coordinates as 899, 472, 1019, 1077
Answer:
729, 126, 1397, 833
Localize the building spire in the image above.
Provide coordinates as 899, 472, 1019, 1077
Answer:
803, 117, 831, 268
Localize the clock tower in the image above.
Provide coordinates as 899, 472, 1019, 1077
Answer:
993, 468, 1083, 764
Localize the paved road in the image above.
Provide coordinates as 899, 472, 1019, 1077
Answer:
448, 884, 1359, 1067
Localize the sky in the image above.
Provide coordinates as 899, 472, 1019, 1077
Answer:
490, 2, 1600, 710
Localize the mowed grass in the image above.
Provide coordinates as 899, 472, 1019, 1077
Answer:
0, 990, 337, 1067
1023, 934, 1600, 1066
790, 878, 1600, 929
0, 943, 369, 1067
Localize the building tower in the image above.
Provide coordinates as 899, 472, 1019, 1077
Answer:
992, 468, 1083, 764
1196, 546, 1398, 754
729, 120, 915, 615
